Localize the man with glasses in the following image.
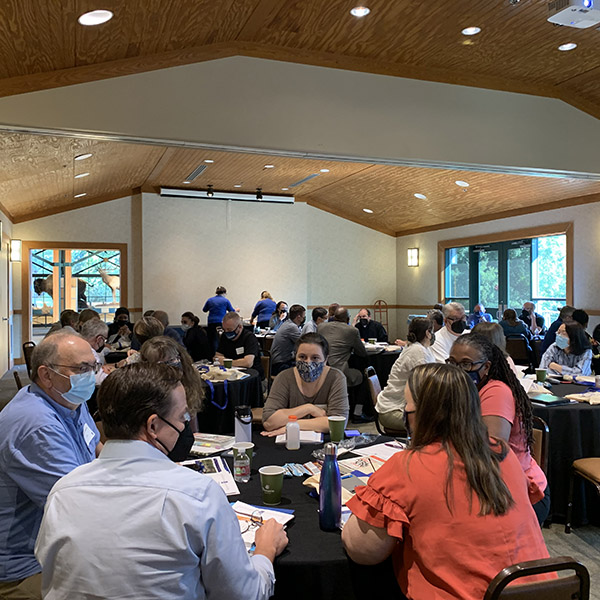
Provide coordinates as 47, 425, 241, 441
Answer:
35, 363, 287, 600
0, 331, 101, 599
215, 312, 264, 379
80, 318, 112, 385
430, 302, 469, 363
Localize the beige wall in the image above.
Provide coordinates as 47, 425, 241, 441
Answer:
1, 57, 600, 174
0, 209, 13, 370
395, 202, 600, 338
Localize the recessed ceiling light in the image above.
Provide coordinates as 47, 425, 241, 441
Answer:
264, 164, 275, 169
74, 153, 92, 161
281, 187, 289, 191
363, 208, 374, 214
461, 26, 481, 36
74, 193, 87, 198
558, 43, 577, 52
204, 159, 214, 163
455, 180, 470, 187
74, 172, 90, 179
320, 168, 330, 173
234, 184, 242, 188
78, 10, 113, 26
350, 6, 370, 17
414, 193, 427, 200
183, 180, 191, 184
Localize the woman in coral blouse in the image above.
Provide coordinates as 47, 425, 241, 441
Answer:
448, 333, 549, 524
342, 363, 551, 600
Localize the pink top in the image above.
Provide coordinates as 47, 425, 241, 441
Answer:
479, 379, 547, 503
347, 443, 552, 600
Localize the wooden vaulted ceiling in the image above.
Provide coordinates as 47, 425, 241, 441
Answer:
3, 132, 600, 236
2, 0, 600, 117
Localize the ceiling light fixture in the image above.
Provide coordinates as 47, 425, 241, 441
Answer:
558, 42, 577, 51
74, 193, 87, 198
455, 180, 470, 187
78, 9, 113, 26
234, 184, 242, 188
74, 172, 90, 179
256, 188, 263, 200
264, 164, 275, 169
161, 187, 294, 204
206, 185, 214, 198
74, 153, 92, 161
183, 180, 191, 184
281, 187, 289, 191
320, 168, 330, 173
414, 193, 427, 200
363, 208, 374, 214
461, 26, 481, 36
204, 159, 214, 163
350, 6, 370, 17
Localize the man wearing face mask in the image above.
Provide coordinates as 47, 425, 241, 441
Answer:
429, 302, 469, 363
466, 303, 492, 330
269, 304, 306, 376
80, 318, 112, 385
215, 312, 264, 379
353, 308, 388, 343
35, 363, 288, 600
0, 332, 101, 598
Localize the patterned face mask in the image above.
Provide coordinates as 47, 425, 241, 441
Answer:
295, 360, 325, 383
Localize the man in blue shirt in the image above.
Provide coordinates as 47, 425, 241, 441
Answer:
0, 331, 101, 597
203, 286, 235, 353
466, 303, 493, 330
270, 305, 306, 375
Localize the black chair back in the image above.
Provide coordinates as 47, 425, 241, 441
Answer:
22, 342, 36, 378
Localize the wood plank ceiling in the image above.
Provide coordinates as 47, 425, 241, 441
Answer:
2, 2, 600, 234
1, 0, 600, 116
3, 132, 600, 236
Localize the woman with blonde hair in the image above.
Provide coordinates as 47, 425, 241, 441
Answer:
342, 363, 552, 600
250, 291, 277, 329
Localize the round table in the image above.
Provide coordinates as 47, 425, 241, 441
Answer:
224, 432, 403, 600
198, 369, 262, 435
367, 349, 401, 388
532, 382, 600, 525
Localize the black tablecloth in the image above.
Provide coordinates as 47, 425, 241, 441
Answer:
531, 382, 600, 525
198, 369, 262, 435
368, 350, 401, 388
225, 433, 403, 600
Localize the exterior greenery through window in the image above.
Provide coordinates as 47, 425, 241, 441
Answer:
445, 234, 566, 324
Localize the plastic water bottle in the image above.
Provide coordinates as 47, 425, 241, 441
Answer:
234, 451, 250, 483
286, 415, 300, 450
319, 442, 342, 531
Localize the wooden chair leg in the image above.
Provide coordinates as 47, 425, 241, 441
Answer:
565, 468, 576, 534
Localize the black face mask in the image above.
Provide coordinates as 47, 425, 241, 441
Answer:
117, 320, 130, 328
359, 318, 369, 327
156, 416, 195, 462
451, 320, 467, 334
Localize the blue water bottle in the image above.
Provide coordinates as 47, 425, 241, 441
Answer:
319, 442, 342, 531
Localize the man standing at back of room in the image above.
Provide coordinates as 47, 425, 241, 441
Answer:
0, 332, 101, 599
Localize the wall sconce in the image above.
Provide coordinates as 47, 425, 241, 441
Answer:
10, 239, 22, 262
407, 248, 419, 267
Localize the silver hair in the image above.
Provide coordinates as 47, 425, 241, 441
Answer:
222, 311, 241, 325
30, 331, 83, 383
80, 318, 109, 341
442, 302, 466, 318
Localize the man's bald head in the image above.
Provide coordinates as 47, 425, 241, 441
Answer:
333, 307, 350, 324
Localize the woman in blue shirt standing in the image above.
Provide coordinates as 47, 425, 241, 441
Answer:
251, 291, 277, 330
203, 286, 235, 353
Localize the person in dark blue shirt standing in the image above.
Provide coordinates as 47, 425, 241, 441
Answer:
250, 291, 277, 330
203, 286, 235, 353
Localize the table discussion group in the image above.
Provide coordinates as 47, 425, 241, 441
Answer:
0, 288, 596, 600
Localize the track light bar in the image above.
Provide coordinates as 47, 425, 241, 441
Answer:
160, 187, 295, 204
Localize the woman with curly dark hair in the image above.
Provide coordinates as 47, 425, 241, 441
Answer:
448, 333, 549, 525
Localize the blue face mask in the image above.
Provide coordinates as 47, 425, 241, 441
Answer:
224, 327, 239, 340
467, 369, 482, 386
295, 360, 325, 383
51, 368, 96, 405
555, 335, 569, 350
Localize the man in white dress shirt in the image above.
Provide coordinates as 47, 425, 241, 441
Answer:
35, 363, 287, 600
429, 302, 468, 363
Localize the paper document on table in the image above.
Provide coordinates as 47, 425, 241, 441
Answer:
180, 457, 240, 496
352, 441, 406, 463
565, 391, 600, 405
232, 501, 295, 552
275, 431, 323, 444
519, 378, 534, 394
190, 433, 235, 456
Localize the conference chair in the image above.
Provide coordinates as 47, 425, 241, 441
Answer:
531, 338, 544, 367
13, 371, 23, 391
505, 335, 534, 370
531, 416, 549, 476
22, 341, 36, 378
260, 355, 271, 393
565, 457, 600, 534
366, 366, 405, 437
484, 556, 590, 600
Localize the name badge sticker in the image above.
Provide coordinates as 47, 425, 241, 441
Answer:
83, 423, 95, 447
236, 347, 244, 355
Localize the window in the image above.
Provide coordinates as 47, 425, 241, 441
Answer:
444, 233, 567, 324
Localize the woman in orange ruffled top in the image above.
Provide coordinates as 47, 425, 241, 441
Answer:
342, 363, 553, 600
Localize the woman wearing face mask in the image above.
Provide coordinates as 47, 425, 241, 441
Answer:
375, 317, 435, 433
180, 311, 212, 362
448, 334, 549, 524
539, 321, 592, 377
140, 336, 204, 430
268, 301, 288, 332
261, 333, 349, 436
